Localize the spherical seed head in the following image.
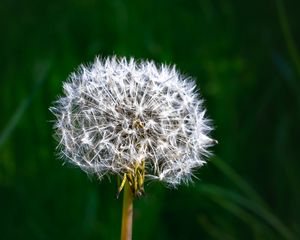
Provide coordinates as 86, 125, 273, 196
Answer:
50, 56, 215, 187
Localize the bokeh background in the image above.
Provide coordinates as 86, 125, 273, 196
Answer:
1, 0, 299, 239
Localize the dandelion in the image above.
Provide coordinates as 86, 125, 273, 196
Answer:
50, 56, 215, 240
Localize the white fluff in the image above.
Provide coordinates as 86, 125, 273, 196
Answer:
50, 56, 215, 186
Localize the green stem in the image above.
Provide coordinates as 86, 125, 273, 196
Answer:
121, 182, 133, 240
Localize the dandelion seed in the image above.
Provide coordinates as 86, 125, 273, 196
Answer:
50, 56, 216, 240
50, 56, 215, 196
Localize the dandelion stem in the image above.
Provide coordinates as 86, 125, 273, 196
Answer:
121, 182, 133, 240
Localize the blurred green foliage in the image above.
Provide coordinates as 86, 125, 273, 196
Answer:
1, 0, 300, 239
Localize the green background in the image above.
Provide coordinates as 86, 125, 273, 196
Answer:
1, 0, 299, 239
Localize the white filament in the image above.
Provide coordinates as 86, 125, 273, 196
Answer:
50, 56, 214, 186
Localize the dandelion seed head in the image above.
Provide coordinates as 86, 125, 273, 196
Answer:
50, 56, 215, 187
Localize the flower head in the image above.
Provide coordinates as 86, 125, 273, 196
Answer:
50, 56, 215, 196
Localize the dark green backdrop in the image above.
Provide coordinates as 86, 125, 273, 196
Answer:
1, 0, 299, 239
